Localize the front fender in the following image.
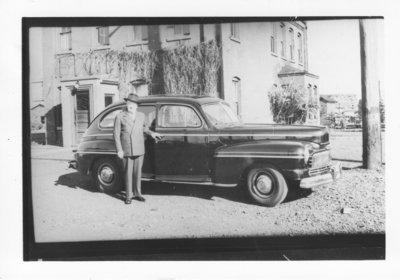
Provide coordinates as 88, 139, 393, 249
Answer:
212, 140, 308, 184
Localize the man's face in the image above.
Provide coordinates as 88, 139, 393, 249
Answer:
126, 100, 138, 114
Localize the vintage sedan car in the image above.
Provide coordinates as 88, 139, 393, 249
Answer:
70, 95, 341, 207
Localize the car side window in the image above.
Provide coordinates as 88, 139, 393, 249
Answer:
99, 105, 156, 129
158, 105, 201, 128
99, 108, 122, 128
138, 106, 156, 128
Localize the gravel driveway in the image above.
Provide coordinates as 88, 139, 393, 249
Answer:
31, 157, 384, 242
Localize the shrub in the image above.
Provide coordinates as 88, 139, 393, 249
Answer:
268, 84, 318, 124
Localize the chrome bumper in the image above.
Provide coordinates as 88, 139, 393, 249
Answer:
299, 162, 342, 189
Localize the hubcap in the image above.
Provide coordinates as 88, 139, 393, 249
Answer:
256, 175, 273, 194
99, 166, 114, 184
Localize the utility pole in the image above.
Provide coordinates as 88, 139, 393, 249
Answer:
359, 19, 382, 169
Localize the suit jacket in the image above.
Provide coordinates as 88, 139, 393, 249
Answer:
113, 110, 150, 157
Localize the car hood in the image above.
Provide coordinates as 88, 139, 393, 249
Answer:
216, 123, 329, 144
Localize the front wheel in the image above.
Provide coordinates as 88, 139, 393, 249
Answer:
92, 157, 122, 193
246, 167, 288, 207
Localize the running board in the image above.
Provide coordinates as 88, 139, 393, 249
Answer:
141, 177, 237, 188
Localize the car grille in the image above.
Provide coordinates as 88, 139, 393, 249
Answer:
308, 150, 331, 169
309, 166, 330, 176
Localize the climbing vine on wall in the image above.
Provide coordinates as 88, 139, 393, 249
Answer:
162, 40, 221, 96
55, 49, 158, 96
55, 39, 221, 97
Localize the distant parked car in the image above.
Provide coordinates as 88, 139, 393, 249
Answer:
69, 95, 341, 207
334, 115, 359, 129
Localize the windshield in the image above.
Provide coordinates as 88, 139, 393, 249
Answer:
202, 102, 241, 127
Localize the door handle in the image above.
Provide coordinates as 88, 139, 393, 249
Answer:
155, 135, 164, 143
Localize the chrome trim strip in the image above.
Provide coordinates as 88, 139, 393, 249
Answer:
216, 151, 303, 156
77, 151, 117, 154
83, 134, 113, 138
83, 133, 324, 138
156, 134, 321, 137
214, 154, 303, 159
141, 178, 236, 187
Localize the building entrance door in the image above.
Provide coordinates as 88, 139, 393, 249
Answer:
74, 90, 90, 145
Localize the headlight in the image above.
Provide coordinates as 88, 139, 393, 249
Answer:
308, 142, 320, 150
304, 147, 310, 163
304, 143, 319, 163
325, 144, 332, 150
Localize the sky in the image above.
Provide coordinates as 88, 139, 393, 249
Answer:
307, 20, 362, 97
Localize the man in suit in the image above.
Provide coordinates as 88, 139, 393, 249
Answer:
113, 93, 161, 204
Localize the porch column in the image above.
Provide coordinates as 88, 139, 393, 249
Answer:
60, 85, 75, 147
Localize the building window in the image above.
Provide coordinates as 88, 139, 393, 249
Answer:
174, 24, 190, 36
270, 36, 275, 54
133, 25, 149, 41
289, 28, 294, 61
271, 23, 277, 54
104, 94, 114, 107
307, 84, 313, 103
60, 27, 72, 51
167, 25, 190, 42
232, 77, 242, 117
298, 33, 303, 64
280, 23, 286, 58
313, 85, 318, 104
230, 23, 240, 41
97, 27, 110, 45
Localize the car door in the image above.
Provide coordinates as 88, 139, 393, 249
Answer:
154, 103, 210, 182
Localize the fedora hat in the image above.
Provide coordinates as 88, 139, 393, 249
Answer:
124, 93, 139, 103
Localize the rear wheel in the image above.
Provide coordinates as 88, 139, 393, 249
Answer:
246, 166, 288, 207
92, 157, 122, 193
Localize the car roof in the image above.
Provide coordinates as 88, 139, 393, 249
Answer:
109, 95, 223, 108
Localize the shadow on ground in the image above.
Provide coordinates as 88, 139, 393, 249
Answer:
55, 172, 94, 192
55, 172, 312, 206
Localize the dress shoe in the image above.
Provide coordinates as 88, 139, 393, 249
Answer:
125, 198, 132, 204
134, 196, 146, 202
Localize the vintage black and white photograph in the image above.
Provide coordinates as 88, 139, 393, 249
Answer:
24, 16, 386, 260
